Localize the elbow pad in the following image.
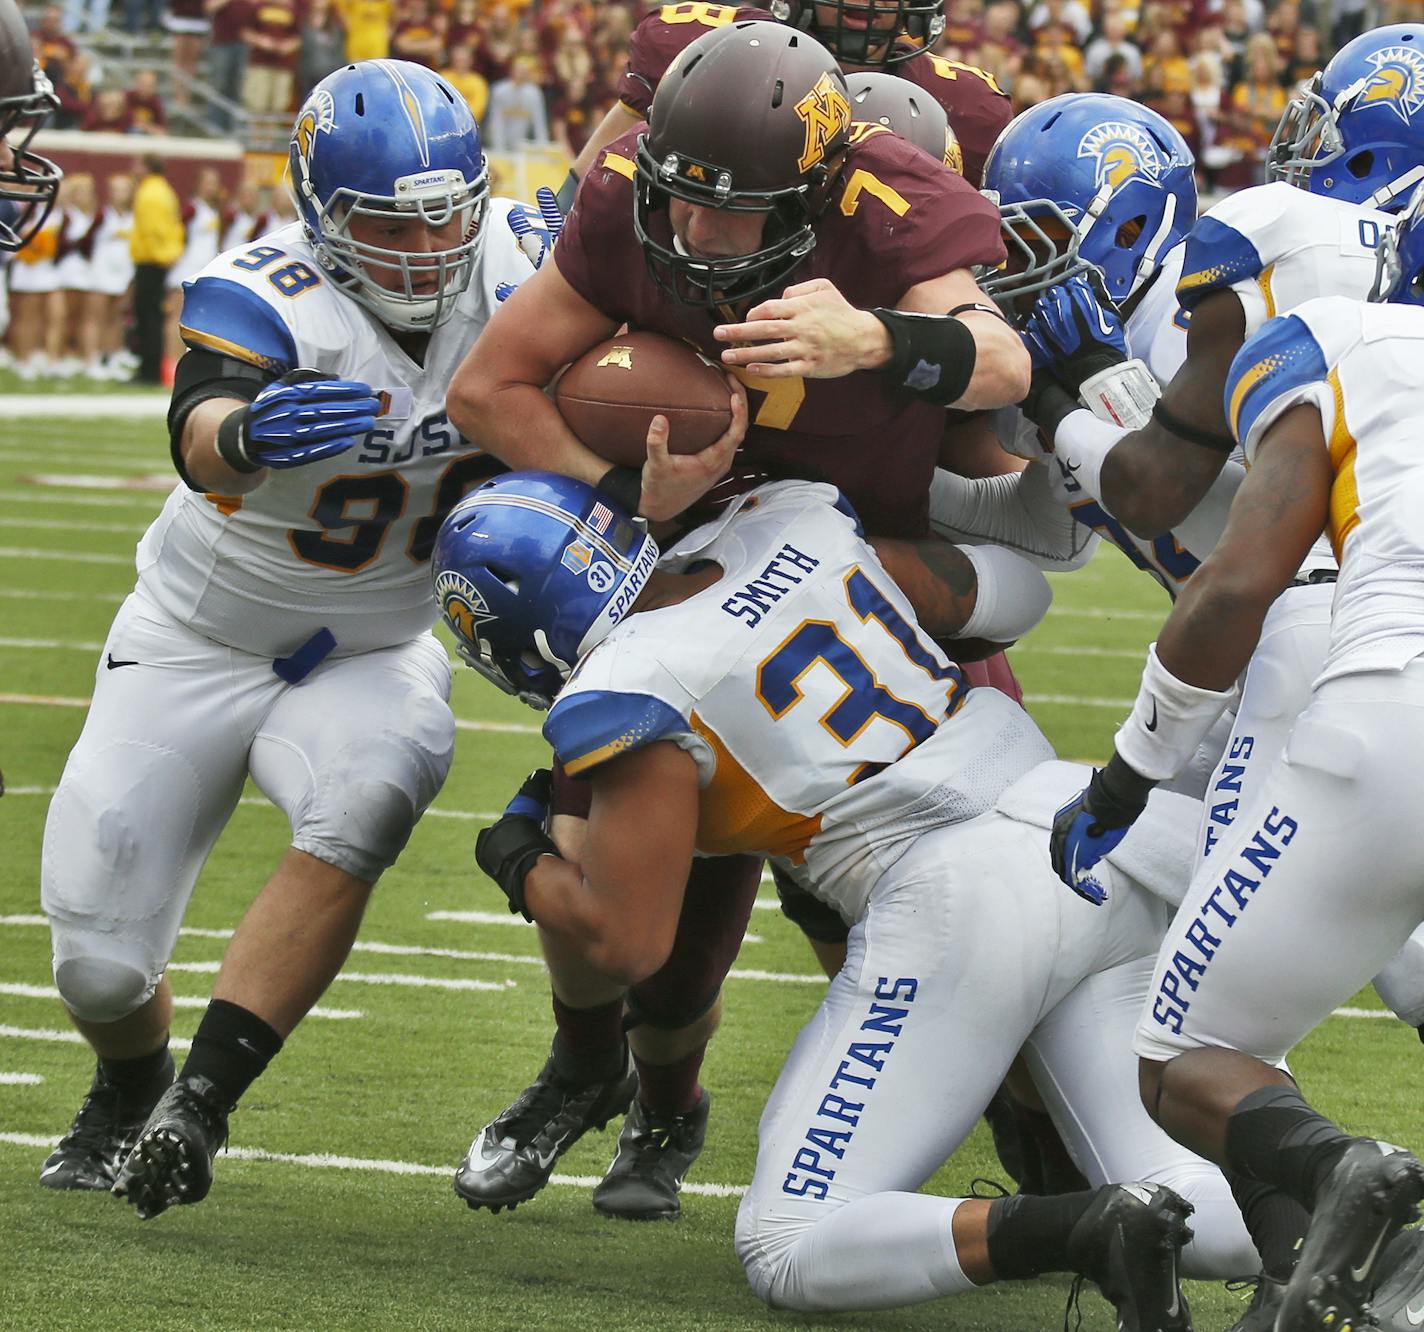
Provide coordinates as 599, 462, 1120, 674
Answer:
957, 543, 1053, 643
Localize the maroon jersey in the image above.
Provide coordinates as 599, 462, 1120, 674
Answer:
615, 5, 1011, 186
895, 51, 1010, 187
555, 126, 1005, 538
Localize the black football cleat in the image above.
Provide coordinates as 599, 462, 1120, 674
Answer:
39, 1055, 174, 1192
592, 1091, 710, 1221
1222, 1273, 1288, 1332
454, 1045, 637, 1214
111, 1074, 231, 1220
1066, 1180, 1195, 1332
1367, 1225, 1424, 1331
1276, 1140, 1424, 1332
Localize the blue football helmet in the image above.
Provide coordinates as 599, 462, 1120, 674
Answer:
1269, 24, 1424, 212
287, 59, 489, 331
431, 473, 659, 709
981, 93, 1197, 307
1370, 181, 1424, 303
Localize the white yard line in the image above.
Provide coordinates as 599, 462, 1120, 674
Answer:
0, 1023, 192, 1051
0, 394, 168, 416
0, 1072, 43, 1085
0, 546, 132, 565
0, 490, 163, 509
0, 1131, 750, 1198
0, 517, 147, 534
0, 981, 361, 1020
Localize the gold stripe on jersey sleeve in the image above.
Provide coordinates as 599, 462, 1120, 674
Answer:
602, 152, 636, 181
204, 493, 243, 516
1227, 352, 1284, 440
689, 712, 821, 865
1258, 264, 1277, 320
178, 324, 286, 372
1325, 367, 1360, 559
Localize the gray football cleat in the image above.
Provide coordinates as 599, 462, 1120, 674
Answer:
39, 1056, 174, 1192
111, 1074, 230, 1220
593, 1092, 710, 1221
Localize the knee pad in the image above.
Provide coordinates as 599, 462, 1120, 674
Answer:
54, 956, 155, 1024
257, 693, 455, 883
772, 862, 851, 945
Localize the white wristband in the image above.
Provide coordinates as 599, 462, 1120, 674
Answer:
1115, 642, 1236, 781
1050, 408, 1123, 512
958, 543, 1052, 642
1078, 357, 1161, 429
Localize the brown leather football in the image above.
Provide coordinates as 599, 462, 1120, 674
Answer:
553, 331, 733, 468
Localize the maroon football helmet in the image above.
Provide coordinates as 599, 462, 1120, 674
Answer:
633, 21, 852, 308
845, 70, 962, 172
771, 0, 945, 68
0, 0, 61, 252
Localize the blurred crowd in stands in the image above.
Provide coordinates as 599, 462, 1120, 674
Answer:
10, 0, 1417, 383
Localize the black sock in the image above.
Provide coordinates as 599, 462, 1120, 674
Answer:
1227, 1171, 1309, 1279
985, 1190, 1098, 1279
178, 999, 283, 1110
100, 1043, 174, 1117
549, 997, 626, 1084
1224, 1085, 1354, 1212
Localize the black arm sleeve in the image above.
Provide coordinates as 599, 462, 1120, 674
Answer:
167, 348, 277, 491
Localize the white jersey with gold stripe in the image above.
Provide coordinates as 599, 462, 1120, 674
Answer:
1226, 296, 1424, 687
544, 482, 1052, 921
135, 207, 529, 658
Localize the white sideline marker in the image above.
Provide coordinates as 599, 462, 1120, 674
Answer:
0, 1131, 749, 1198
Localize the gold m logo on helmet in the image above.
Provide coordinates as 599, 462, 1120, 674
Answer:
597, 345, 635, 370
794, 72, 851, 173
1361, 48, 1424, 124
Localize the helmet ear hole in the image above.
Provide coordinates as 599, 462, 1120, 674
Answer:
1347, 150, 1375, 180
1115, 215, 1146, 248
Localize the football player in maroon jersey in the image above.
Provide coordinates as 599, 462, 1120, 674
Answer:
446, 21, 1036, 1223
564, 1, 1009, 200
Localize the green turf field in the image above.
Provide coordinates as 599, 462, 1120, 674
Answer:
2, 407, 1419, 1332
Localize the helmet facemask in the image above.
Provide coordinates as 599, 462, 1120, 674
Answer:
980, 195, 1099, 309
0, 63, 61, 252
299, 165, 489, 332
771, 0, 946, 68
1369, 181, 1424, 304
633, 135, 838, 309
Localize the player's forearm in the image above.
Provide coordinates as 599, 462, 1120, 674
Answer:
524, 857, 671, 986
1098, 419, 1227, 539
179, 396, 267, 494
1154, 563, 1274, 694
956, 313, 1032, 411
448, 376, 613, 489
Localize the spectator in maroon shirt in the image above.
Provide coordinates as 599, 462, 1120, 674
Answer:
390, 0, 443, 68
125, 68, 166, 134
32, 6, 75, 75
207, 0, 251, 132
51, 49, 93, 129
81, 87, 134, 133
551, 71, 603, 161
242, 0, 302, 116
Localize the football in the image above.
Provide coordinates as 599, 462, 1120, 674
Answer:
553, 331, 733, 468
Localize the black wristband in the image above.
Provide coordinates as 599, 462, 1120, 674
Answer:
1094, 751, 1158, 822
215, 406, 260, 473
555, 167, 579, 216
869, 308, 977, 406
1151, 399, 1237, 454
596, 464, 643, 515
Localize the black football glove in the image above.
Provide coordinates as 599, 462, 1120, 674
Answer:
1048, 754, 1157, 904
474, 768, 559, 922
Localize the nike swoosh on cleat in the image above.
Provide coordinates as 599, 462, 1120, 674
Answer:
106, 655, 140, 669
1350, 1222, 1392, 1284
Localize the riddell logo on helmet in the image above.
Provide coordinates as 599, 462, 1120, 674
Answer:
794, 72, 851, 173
1360, 47, 1424, 123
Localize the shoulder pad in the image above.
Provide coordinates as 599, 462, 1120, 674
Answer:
1224, 311, 1329, 451
543, 689, 690, 778
178, 274, 298, 374
1176, 214, 1265, 311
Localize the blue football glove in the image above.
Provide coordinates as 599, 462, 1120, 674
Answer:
474, 768, 559, 921
217, 369, 379, 472
494, 281, 520, 303
1020, 273, 1129, 394
1048, 755, 1157, 905
507, 185, 565, 271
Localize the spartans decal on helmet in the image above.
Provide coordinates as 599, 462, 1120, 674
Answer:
1076, 121, 1166, 193
1359, 44, 1424, 124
